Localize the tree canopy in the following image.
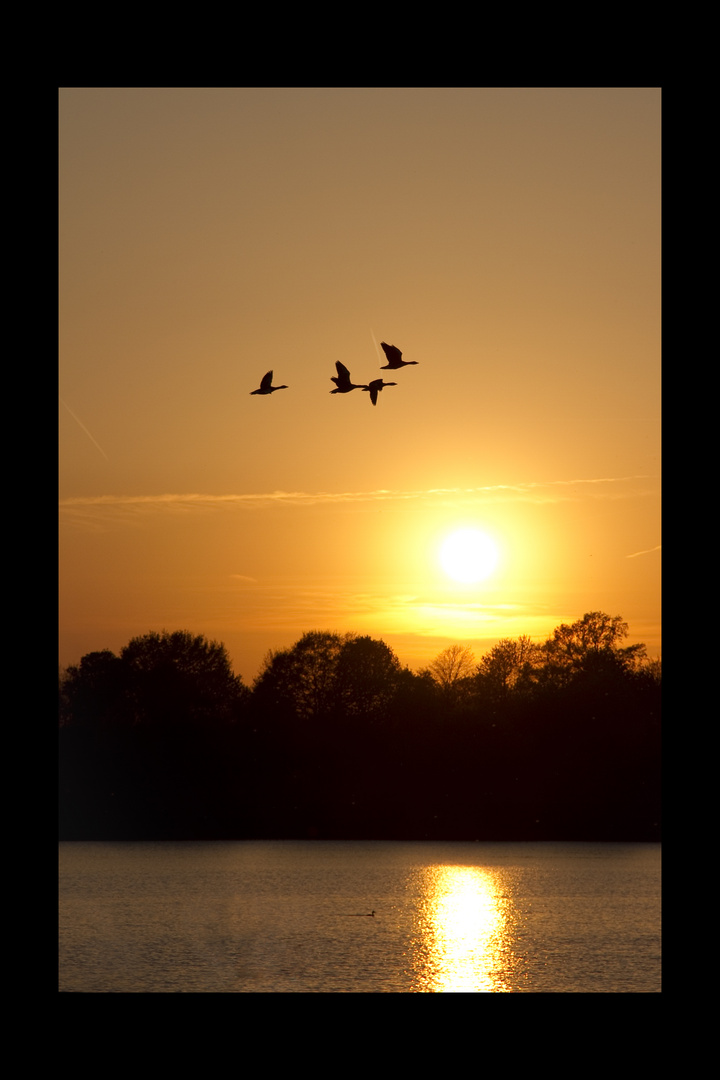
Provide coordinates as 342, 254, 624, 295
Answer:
59, 614, 660, 842
539, 612, 647, 688
60, 630, 247, 730
477, 635, 541, 696
426, 644, 476, 693
251, 631, 404, 723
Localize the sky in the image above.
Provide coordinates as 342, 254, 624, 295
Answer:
59, 87, 661, 685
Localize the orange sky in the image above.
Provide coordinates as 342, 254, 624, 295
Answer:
59, 88, 661, 684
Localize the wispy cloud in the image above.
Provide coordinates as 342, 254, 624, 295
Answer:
59, 474, 655, 516
219, 579, 559, 641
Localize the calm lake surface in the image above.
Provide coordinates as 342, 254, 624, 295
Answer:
59, 840, 661, 992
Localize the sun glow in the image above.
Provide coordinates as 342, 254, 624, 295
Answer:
439, 529, 500, 584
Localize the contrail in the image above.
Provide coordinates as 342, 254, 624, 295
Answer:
626, 544, 661, 559
370, 327, 382, 363
60, 397, 109, 460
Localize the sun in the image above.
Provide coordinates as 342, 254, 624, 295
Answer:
439, 529, 499, 584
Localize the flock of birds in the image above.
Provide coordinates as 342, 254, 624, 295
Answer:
250, 342, 418, 406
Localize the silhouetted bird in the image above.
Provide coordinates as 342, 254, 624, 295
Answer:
250, 370, 288, 395
380, 342, 418, 369
363, 378, 397, 406
330, 361, 369, 394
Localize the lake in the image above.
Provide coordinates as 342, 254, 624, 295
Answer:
59, 840, 661, 992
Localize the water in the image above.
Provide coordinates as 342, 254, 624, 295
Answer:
59, 840, 661, 992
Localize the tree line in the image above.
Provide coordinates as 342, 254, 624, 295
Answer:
59, 614, 661, 842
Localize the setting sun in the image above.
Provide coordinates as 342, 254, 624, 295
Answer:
439, 529, 500, 584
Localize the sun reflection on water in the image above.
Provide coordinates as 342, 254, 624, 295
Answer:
413, 865, 511, 992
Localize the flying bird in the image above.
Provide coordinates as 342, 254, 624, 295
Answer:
363, 378, 397, 406
250, 371, 288, 395
330, 361, 368, 394
380, 342, 418, 369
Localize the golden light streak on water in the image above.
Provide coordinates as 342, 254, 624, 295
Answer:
414, 865, 512, 992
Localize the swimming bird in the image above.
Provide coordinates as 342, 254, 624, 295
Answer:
330, 361, 368, 394
380, 342, 418, 370
250, 370, 288, 395
363, 378, 396, 406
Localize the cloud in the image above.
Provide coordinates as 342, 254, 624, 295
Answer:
59, 474, 655, 517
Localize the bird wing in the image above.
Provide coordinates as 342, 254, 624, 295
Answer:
260, 371, 273, 390
381, 342, 402, 364
335, 361, 351, 379
366, 379, 381, 405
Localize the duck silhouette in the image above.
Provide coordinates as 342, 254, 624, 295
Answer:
363, 378, 397, 406
380, 342, 418, 369
330, 361, 369, 394
250, 370, 288, 395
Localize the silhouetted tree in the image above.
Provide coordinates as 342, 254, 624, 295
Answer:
333, 635, 402, 719
477, 635, 543, 697
538, 612, 647, 688
252, 631, 350, 720
425, 644, 476, 704
60, 614, 660, 841
59, 631, 250, 839
119, 629, 247, 728
60, 649, 129, 729
635, 656, 662, 686
60, 631, 247, 732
